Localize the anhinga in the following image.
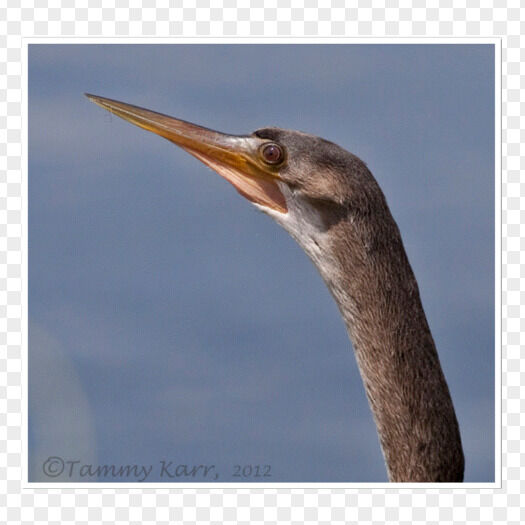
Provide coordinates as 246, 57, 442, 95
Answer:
87, 94, 464, 482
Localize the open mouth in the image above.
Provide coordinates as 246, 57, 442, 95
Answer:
86, 94, 287, 213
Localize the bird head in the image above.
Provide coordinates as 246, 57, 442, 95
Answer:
86, 95, 380, 243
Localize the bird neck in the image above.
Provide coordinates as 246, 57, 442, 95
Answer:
282, 197, 464, 482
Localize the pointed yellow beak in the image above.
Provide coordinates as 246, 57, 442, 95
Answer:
86, 94, 287, 213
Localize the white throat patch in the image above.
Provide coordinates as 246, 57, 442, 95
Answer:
254, 182, 335, 281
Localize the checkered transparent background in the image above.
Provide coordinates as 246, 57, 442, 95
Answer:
1, 1, 521, 523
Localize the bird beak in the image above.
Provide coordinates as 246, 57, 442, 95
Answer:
86, 94, 287, 213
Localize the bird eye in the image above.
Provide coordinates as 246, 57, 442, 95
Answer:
260, 143, 284, 165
